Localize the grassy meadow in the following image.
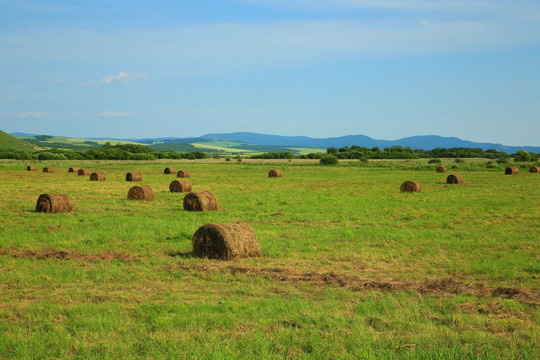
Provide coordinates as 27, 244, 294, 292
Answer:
0, 159, 538, 359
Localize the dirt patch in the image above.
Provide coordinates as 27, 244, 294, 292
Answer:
0, 248, 139, 262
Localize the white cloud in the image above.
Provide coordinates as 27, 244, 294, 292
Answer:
16, 111, 42, 118
100, 111, 134, 117
100, 72, 147, 85
7, 97, 17, 103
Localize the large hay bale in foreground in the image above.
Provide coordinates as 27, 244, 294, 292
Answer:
183, 191, 219, 211
192, 223, 261, 260
176, 170, 191, 178
69, 167, 80, 173
268, 169, 282, 177
505, 167, 519, 175
446, 174, 465, 184
90, 172, 106, 181
78, 168, 90, 176
126, 172, 142, 181
436, 166, 446, 173
164, 167, 176, 174
169, 179, 192, 193
127, 185, 154, 201
530, 166, 540, 173
27, 165, 37, 171
35, 194, 73, 213
400, 181, 421, 193
43, 167, 54, 173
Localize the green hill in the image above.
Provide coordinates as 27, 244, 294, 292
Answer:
0, 130, 42, 152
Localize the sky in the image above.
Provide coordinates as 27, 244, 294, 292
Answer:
0, 0, 539, 146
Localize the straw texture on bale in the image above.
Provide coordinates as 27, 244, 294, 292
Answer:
127, 185, 154, 201
268, 169, 282, 177
446, 174, 465, 184
183, 191, 219, 211
68, 167, 80, 173
505, 167, 519, 175
176, 170, 191, 178
90, 172, 106, 181
529, 166, 540, 173
400, 181, 421, 193
35, 194, 73, 213
27, 165, 37, 171
164, 167, 176, 174
192, 223, 261, 260
169, 179, 192, 193
126, 172, 142, 181
436, 166, 446, 173
43, 167, 54, 173
78, 169, 90, 176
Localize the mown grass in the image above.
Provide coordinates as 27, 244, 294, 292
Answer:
0, 159, 538, 359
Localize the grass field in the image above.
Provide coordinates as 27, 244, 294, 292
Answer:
0, 159, 538, 359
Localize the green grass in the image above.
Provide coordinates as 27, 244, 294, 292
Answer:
0, 159, 538, 359
0, 130, 41, 152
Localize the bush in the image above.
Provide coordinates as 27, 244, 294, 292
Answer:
320, 154, 339, 165
454, 158, 464, 163
496, 157, 509, 164
513, 149, 531, 162
428, 159, 442, 164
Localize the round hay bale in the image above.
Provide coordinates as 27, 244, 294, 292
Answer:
268, 169, 282, 177
192, 223, 261, 260
529, 166, 540, 173
68, 167, 80, 173
183, 191, 219, 211
164, 167, 176, 174
435, 166, 446, 173
127, 185, 154, 201
505, 167, 519, 175
43, 167, 54, 173
126, 172, 142, 181
27, 165, 37, 171
90, 172, 106, 181
446, 174, 465, 184
78, 169, 90, 176
35, 194, 73, 213
169, 179, 192, 193
176, 169, 191, 178
400, 181, 421, 193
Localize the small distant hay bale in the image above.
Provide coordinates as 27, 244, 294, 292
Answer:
35, 194, 73, 213
68, 167, 80, 173
192, 223, 261, 260
169, 179, 192, 193
164, 167, 176, 174
446, 174, 465, 184
27, 165, 37, 171
78, 169, 90, 176
43, 167, 54, 173
183, 191, 219, 211
126, 172, 142, 181
400, 181, 421, 193
529, 166, 540, 173
505, 167, 519, 175
127, 185, 154, 201
436, 166, 446, 173
268, 169, 282, 177
90, 172, 106, 181
176, 169, 191, 178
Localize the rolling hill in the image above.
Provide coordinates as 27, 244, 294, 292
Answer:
0, 130, 42, 152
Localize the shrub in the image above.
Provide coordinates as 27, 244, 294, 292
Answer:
320, 154, 339, 165
428, 159, 442, 164
496, 157, 509, 164
454, 158, 464, 163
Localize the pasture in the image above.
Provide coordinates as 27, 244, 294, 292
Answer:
0, 159, 538, 359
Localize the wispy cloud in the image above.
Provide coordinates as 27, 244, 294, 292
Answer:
16, 111, 42, 118
100, 111, 134, 117
7, 97, 17, 103
84, 72, 148, 86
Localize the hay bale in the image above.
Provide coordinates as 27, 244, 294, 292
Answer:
127, 185, 154, 201
164, 167, 176, 174
446, 174, 465, 184
435, 166, 446, 173
529, 166, 540, 173
90, 172, 106, 181
192, 223, 261, 260
78, 169, 90, 176
35, 194, 73, 213
69, 167, 80, 173
176, 170, 191, 178
126, 172, 142, 181
169, 179, 192, 193
505, 167, 519, 175
400, 181, 421, 193
183, 191, 219, 211
268, 169, 282, 177
43, 167, 54, 173
27, 165, 37, 171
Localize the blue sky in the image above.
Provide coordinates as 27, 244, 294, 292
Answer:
1, 0, 539, 146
